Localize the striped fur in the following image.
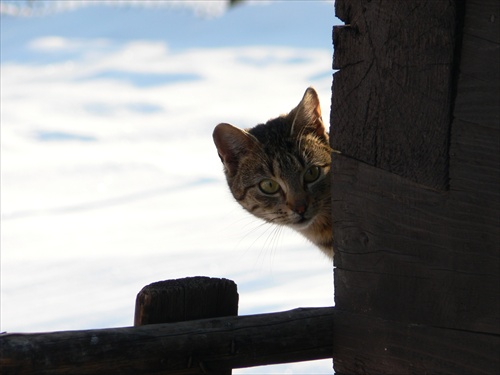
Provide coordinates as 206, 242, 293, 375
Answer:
213, 87, 333, 259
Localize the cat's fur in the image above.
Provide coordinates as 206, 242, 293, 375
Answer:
213, 87, 333, 259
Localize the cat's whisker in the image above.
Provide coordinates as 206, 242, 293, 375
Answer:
237, 218, 270, 241
247, 221, 283, 266
267, 224, 285, 270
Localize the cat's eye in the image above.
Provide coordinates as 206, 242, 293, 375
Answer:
259, 179, 280, 194
304, 166, 321, 183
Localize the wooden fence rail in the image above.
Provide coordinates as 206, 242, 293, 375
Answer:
0, 307, 335, 375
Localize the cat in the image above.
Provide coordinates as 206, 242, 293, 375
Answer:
212, 87, 333, 259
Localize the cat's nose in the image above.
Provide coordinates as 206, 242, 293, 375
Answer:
294, 204, 306, 215
288, 200, 307, 216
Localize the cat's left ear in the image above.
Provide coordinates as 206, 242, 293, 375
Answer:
290, 87, 326, 138
213, 123, 258, 175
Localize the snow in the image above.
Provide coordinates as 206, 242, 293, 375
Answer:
1, 1, 341, 373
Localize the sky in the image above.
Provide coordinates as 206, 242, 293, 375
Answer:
1, 1, 341, 373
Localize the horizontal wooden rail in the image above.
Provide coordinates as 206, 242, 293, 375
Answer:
0, 307, 335, 375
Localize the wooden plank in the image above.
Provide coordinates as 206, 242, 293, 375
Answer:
461, 0, 500, 44
331, 0, 457, 189
332, 310, 500, 375
329, 0, 499, 372
0, 307, 335, 375
330, 0, 499, 332
450, 119, 499, 211
454, 74, 500, 128
451, 0, 500, 169
331, 154, 500, 334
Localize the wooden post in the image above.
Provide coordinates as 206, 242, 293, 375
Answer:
134, 276, 238, 325
134, 277, 238, 374
330, 0, 499, 373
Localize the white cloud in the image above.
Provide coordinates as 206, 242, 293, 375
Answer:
2, 7, 335, 372
2, 37, 334, 323
1, 1, 228, 18
28, 36, 112, 52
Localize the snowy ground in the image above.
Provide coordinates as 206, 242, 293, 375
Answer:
1, 1, 340, 373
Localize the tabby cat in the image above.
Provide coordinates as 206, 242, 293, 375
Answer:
213, 87, 333, 259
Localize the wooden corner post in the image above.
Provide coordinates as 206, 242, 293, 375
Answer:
330, 0, 499, 374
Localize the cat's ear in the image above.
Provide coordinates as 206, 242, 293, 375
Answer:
213, 123, 257, 174
289, 87, 326, 138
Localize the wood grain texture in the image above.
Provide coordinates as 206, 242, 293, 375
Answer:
332, 310, 500, 375
330, 0, 499, 373
134, 277, 238, 326
0, 307, 335, 375
134, 277, 238, 375
331, 0, 457, 189
332, 154, 499, 334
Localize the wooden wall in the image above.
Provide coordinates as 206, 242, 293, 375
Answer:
330, 0, 499, 373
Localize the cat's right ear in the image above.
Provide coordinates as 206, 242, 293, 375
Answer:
213, 123, 257, 174
290, 87, 326, 138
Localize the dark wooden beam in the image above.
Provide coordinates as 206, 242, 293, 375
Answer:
330, 0, 500, 336
332, 310, 500, 375
331, 154, 499, 333
331, 0, 457, 190
0, 307, 335, 375
330, 0, 499, 373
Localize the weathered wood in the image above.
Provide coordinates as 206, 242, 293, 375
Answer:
330, 0, 500, 334
0, 307, 335, 375
331, 0, 457, 190
134, 277, 238, 375
330, 0, 500, 373
134, 277, 238, 326
331, 153, 500, 333
452, 0, 499, 129
332, 310, 500, 375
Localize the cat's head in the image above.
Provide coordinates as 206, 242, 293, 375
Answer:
213, 87, 332, 232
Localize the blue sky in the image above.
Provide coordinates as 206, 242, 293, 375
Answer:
1, 1, 339, 373
2, 1, 338, 62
